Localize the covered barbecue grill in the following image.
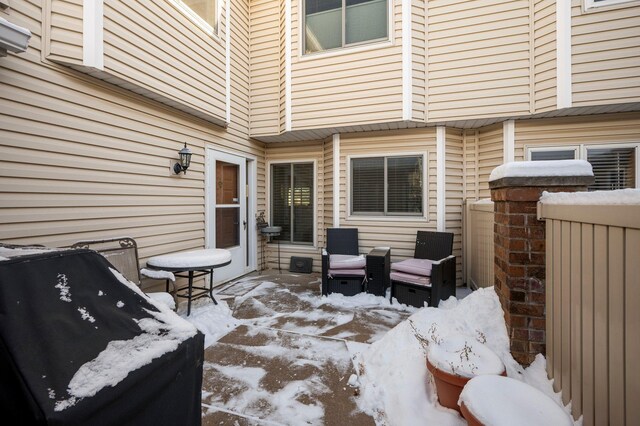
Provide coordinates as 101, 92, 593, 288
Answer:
0, 247, 204, 425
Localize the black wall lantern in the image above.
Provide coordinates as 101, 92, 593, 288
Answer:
173, 142, 192, 175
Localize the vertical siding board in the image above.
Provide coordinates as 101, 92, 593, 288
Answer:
581, 223, 595, 426
561, 220, 572, 404
570, 220, 582, 417
593, 225, 609, 426
608, 226, 624, 425
625, 229, 640, 425
553, 218, 563, 391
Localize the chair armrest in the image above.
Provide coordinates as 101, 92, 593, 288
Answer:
429, 256, 456, 306
321, 249, 330, 295
140, 268, 175, 282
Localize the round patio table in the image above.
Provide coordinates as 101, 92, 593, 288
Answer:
146, 248, 232, 315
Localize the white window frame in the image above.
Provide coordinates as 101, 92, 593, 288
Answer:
267, 159, 318, 248
584, 0, 638, 10
526, 143, 640, 188
169, 0, 220, 38
347, 152, 428, 220
301, 0, 393, 57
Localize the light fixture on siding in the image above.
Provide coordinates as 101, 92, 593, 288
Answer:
173, 143, 192, 174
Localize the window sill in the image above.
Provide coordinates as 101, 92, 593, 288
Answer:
346, 215, 429, 223
297, 39, 394, 62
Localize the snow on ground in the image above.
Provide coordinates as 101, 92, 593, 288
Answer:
183, 298, 241, 347
540, 188, 640, 205
353, 287, 573, 425
489, 160, 592, 181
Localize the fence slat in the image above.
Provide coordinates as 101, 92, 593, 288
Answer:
553, 219, 563, 391
625, 229, 640, 425
546, 219, 554, 382
608, 227, 625, 425
570, 221, 582, 419
581, 223, 595, 426
561, 221, 572, 405
593, 225, 609, 426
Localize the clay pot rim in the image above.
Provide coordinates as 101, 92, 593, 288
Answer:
460, 401, 483, 426
426, 359, 506, 383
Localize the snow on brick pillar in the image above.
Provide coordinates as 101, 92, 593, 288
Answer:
489, 161, 594, 366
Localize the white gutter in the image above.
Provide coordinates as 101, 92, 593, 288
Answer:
0, 17, 31, 54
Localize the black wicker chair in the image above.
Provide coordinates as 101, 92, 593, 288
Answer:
389, 231, 456, 308
321, 228, 366, 296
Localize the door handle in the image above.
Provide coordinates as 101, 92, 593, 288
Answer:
243, 220, 247, 230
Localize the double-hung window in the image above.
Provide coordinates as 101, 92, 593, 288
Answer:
528, 144, 638, 191
271, 163, 314, 244
303, 0, 389, 54
351, 155, 424, 216
172, 0, 218, 34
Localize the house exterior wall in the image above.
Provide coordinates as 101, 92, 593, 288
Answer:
476, 124, 505, 199
513, 112, 640, 160
0, 0, 264, 289
571, 0, 640, 107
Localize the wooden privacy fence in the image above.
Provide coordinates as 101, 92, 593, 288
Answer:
538, 202, 640, 426
463, 199, 494, 289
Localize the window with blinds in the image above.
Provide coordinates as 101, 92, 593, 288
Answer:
271, 163, 314, 244
528, 145, 637, 191
587, 147, 636, 191
351, 155, 423, 216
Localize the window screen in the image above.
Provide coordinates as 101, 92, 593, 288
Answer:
351, 155, 423, 216
530, 150, 576, 161
179, 0, 217, 31
587, 147, 636, 191
271, 163, 314, 244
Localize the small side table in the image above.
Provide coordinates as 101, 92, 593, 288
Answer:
366, 247, 390, 296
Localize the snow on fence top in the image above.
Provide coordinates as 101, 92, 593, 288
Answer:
540, 188, 640, 205
489, 160, 593, 182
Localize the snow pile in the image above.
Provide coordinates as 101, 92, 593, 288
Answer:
140, 268, 175, 282
146, 248, 231, 269
354, 287, 572, 425
54, 268, 199, 411
540, 188, 640, 205
459, 375, 573, 426
489, 160, 593, 182
182, 299, 240, 348
427, 336, 504, 378
0, 246, 58, 260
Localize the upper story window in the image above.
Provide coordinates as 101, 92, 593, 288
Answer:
528, 144, 638, 191
350, 155, 424, 216
304, 0, 389, 55
173, 0, 218, 34
584, 0, 637, 9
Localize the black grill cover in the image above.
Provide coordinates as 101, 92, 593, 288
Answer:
0, 249, 204, 426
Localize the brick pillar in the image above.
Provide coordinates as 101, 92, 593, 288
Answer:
490, 175, 593, 366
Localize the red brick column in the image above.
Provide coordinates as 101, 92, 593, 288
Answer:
490, 176, 593, 365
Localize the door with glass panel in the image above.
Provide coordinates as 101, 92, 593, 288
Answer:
208, 150, 247, 283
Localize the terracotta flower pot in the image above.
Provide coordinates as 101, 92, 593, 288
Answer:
426, 359, 469, 413
459, 401, 483, 426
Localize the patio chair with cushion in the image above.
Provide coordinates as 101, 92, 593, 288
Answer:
390, 231, 456, 308
71, 237, 176, 310
321, 228, 367, 296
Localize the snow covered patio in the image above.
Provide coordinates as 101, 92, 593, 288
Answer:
176, 272, 569, 425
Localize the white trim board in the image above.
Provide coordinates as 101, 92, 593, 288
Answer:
285, 0, 292, 132
401, 0, 412, 121
83, 0, 103, 69
556, 0, 572, 109
225, 0, 231, 124
503, 120, 515, 164
332, 134, 340, 228
436, 126, 445, 232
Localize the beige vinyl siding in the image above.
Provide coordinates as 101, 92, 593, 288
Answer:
463, 129, 481, 201
264, 141, 325, 271
43, 0, 84, 65
290, 0, 403, 130
476, 124, 504, 199
533, 0, 557, 112
323, 136, 334, 230
102, 0, 227, 125
0, 0, 264, 291
412, 0, 426, 121
278, 0, 287, 134
426, 0, 532, 121
514, 112, 640, 160
249, 0, 282, 137
445, 128, 464, 285
571, 1, 640, 107
340, 129, 437, 261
